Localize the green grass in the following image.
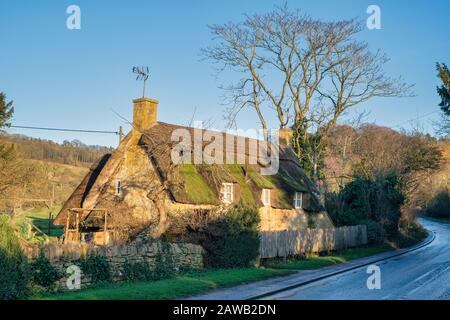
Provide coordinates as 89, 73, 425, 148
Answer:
35, 245, 395, 300
13, 206, 64, 241
35, 268, 293, 300
264, 244, 394, 270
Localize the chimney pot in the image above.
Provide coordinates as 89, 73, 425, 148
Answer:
278, 128, 293, 146
132, 97, 158, 134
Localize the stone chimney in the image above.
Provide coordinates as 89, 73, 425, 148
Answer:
132, 97, 158, 134
278, 127, 293, 146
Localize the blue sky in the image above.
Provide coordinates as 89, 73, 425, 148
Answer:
0, 0, 449, 147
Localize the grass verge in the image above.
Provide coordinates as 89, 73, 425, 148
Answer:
34, 268, 293, 300
13, 206, 64, 241
263, 244, 394, 270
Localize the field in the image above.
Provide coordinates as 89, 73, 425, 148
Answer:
13, 206, 64, 242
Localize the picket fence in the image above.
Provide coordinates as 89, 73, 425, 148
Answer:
259, 225, 367, 259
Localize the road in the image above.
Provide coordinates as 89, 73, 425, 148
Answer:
263, 219, 450, 300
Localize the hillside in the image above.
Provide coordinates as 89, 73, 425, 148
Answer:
324, 125, 450, 206
0, 134, 110, 214
0, 133, 114, 167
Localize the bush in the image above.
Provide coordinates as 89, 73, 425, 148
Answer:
122, 261, 153, 282
0, 214, 31, 300
399, 219, 428, 245
30, 250, 60, 288
426, 189, 450, 218
326, 174, 405, 239
359, 219, 385, 245
80, 254, 111, 284
203, 205, 260, 268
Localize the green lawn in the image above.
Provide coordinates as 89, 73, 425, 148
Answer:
14, 206, 64, 241
35, 268, 293, 300
36, 245, 394, 300
264, 244, 394, 270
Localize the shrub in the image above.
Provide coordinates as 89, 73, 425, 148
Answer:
122, 261, 153, 282
399, 219, 428, 244
203, 205, 260, 268
307, 215, 316, 229
80, 254, 111, 284
30, 250, 60, 288
359, 219, 385, 245
326, 174, 405, 239
0, 214, 31, 300
426, 189, 450, 218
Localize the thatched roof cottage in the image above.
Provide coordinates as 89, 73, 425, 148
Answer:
54, 96, 333, 245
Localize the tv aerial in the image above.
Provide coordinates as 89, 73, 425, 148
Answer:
132, 66, 150, 98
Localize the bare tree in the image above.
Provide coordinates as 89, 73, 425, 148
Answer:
202, 5, 413, 182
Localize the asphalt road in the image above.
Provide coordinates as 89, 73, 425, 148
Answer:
263, 219, 450, 300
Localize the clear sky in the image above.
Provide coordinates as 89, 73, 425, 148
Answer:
0, 0, 449, 147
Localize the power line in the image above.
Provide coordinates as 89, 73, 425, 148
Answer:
9, 125, 119, 135
391, 110, 440, 128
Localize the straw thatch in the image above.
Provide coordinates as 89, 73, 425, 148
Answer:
54, 121, 323, 228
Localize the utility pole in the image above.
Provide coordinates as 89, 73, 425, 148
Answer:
119, 126, 123, 145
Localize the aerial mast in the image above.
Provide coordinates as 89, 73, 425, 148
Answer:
132, 66, 150, 98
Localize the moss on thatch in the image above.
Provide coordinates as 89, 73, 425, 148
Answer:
226, 165, 258, 207
175, 164, 217, 205
246, 166, 275, 189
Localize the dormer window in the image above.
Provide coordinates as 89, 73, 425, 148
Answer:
261, 189, 271, 207
222, 183, 234, 204
294, 192, 303, 209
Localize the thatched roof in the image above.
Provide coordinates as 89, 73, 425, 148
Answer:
54, 122, 322, 226
53, 154, 111, 225
140, 122, 321, 210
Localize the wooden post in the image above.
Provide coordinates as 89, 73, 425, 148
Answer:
119, 126, 123, 145
48, 210, 52, 236
65, 211, 71, 244
104, 210, 108, 245
75, 211, 80, 242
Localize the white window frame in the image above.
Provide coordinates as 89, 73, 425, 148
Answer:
222, 183, 234, 204
294, 192, 303, 209
261, 189, 271, 207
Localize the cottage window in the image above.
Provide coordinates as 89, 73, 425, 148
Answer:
294, 192, 303, 209
261, 189, 271, 207
115, 179, 121, 196
222, 183, 234, 204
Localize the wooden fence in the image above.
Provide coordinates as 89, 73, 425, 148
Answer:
259, 225, 367, 259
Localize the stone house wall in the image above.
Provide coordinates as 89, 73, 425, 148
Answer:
259, 207, 334, 231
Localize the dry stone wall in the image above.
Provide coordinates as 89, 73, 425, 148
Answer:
22, 240, 204, 291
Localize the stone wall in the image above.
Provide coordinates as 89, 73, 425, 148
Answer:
22, 240, 204, 291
